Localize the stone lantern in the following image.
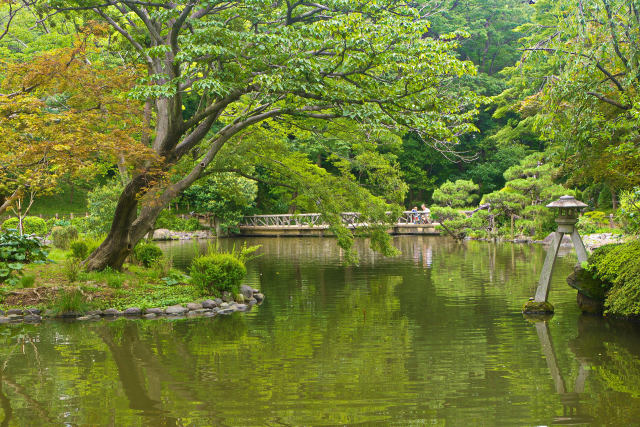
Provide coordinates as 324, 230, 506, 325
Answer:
523, 195, 588, 314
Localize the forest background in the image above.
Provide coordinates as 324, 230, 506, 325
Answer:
1, 0, 639, 265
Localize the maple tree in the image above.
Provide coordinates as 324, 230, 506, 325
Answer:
0, 30, 152, 222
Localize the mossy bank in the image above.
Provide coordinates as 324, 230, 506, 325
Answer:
567, 239, 640, 319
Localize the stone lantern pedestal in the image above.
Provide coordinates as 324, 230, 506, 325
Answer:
523, 196, 588, 314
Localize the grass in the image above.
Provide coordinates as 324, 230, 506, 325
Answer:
28, 182, 91, 217
0, 248, 207, 313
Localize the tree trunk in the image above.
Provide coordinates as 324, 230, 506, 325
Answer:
84, 175, 156, 271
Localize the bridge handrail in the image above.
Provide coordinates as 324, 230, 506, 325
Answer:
239, 211, 432, 227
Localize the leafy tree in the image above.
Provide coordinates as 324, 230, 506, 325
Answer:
495, 0, 640, 202
37, 1, 481, 270
182, 173, 258, 234
0, 33, 150, 218
432, 179, 479, 208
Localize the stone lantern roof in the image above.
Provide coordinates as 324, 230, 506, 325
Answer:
546, 195, 588, 209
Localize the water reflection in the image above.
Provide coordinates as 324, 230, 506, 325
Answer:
0, 237, 639, 425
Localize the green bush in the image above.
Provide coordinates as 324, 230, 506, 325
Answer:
190, 253, 246, 295
0, 230, 48, 285
1, 216, 48, 235
69, 240, 89, 259
155, 211, 202, 231
52, 288, 90, 314
133, 243, 164, 267
18, 274, 36, 288
588, 241, 640, 317
51, 226, 79, 249
63, 258, 82, 282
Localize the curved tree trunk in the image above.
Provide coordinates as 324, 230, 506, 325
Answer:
84, 175, 158, 271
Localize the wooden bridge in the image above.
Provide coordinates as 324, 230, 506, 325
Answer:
237, 211, 440, 237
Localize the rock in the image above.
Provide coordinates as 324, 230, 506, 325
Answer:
24, 308, 41, 315
152, 228, 172, 240
254, 293, 265, 303
186, 302, 203, 311
0, 317, 10, 323
8, 314, 22, 320
252, 288, 260, 294
542, 232, 572, 246
77, 316, 94, 321
202, 299, 218, 309
567, 266, 608, 301
7, 309, 23, 315
57, 311, 82, 318
218, 308, 235, 315
248, 298, 258, 305
145, 308, 165, 315
165, 305, 188, 315
43, 310, 56, 318
214, 298, 223, 305
219, 302, 230, 309
103, 308, 123, 316
203, 311, 216, 317
241, 285, 254, 300
124, 307, 142, 316
87, 310, 103, 316
143, 313, 157, 319
192, 309, 210, 315
222, 291, 233, 302
235, 294, 245, 304
235, 304, 249, 311
577, 291, 604, 315
186, 311, 200, 317
23, 315, 42, 323
522, 300, 555, 314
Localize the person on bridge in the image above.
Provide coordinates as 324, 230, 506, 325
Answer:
420, 204, 430, 224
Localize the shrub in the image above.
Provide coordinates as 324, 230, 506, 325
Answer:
133, 243, 164, 267
69, 240, 89, 259
85, 180, 124, 235
1, 216, 48, 235
51, 226, 79, 249
619, 188, 640, 235
588, 241, 640, 317
63, 258, 82, 282
0, 230, 48, 285
18, 274, 36, 288
52, 288, 90, 314
190, 253, 246, 295
155, 211, 202, 231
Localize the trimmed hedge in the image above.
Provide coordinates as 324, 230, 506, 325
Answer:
1, 216, 47, 235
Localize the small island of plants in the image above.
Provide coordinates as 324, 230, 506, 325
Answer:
0, 227, 263, 323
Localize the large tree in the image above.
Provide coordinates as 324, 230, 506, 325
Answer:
41, 0, 481, 270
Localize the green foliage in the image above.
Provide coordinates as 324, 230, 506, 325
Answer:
18, 274, 36, 289
0, 230, 48, 285
182, 173, 257, 234
52, 288, 90, 314
1, 216, 47, 235
155, 211, 201, 231
430, 206, 471, 240
84, 180, 123, 235
578, 211, 610, 234
69, 240, 89, 260
133, 243, 163, 268
587, 241, 640, 317
432, 179, 479, 208
63, 258, 82, 283
619, 188, 640, 235
50, 226, 79, 250
190, 253, 247, 296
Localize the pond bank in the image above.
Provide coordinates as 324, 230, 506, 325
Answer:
0, 286, 264, 324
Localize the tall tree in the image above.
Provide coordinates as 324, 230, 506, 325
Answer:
39, 0, 481, 270
495, 0, 640, 202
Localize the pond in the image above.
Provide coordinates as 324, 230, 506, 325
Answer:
1, 236, 640, 425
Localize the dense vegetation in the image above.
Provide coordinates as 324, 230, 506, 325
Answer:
0, 0, 638, 273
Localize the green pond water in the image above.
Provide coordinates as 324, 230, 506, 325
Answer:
1, 236, 640, 426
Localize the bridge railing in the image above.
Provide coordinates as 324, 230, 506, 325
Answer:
239, 211, 432, 227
